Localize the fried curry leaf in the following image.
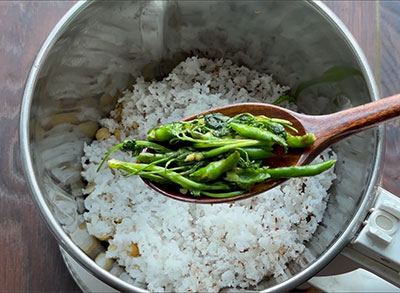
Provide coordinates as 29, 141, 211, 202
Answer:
204, 113, 230, 130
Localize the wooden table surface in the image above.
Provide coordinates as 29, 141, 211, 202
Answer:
1, 1, 399, 291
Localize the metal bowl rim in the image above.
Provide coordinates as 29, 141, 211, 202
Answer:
19, 1, 383, 292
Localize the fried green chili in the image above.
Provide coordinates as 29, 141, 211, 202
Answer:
147, 123, 176, 142
286, 133, 316, 148
266, 159, 336, 179
229, 122, 288, 150
190, 151, 240, 182
98, 112, 336, 198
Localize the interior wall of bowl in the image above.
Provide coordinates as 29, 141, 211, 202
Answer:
27, 0, 379, 290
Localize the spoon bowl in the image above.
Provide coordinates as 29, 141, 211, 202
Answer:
144, 94, 400, 203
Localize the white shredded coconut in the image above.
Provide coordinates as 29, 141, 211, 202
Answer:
81, 57, 336, 292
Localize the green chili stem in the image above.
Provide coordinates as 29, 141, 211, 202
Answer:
193, 139, 267, 148
139, 173, 172, 184
202, 140, 268, 158
129, 157, 171, 175
97, 142, 124, 172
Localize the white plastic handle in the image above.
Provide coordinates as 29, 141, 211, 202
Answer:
343, 187, 400, 287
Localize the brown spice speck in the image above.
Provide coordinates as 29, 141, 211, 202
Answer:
300, 182, 306, 193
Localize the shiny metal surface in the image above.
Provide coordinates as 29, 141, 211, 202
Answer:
20, 1, 381, 292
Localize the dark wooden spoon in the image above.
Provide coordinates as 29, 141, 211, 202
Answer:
145, 94, 400, 204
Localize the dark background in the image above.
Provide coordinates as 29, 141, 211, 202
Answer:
1, 1, 399, 291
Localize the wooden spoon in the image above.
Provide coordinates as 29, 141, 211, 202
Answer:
145, 94, 400, 204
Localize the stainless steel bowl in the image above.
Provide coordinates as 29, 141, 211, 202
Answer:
20, 1, 382, 292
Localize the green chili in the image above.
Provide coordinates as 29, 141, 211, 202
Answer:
147, 123, 176, 142
229, 122, 288, 149
286, 133, 316, 148
225, 167, 271, 190
266, 159, 336, 179
190, 151, 240, 182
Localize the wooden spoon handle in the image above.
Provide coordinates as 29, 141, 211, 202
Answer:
298, 93, 400, 152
